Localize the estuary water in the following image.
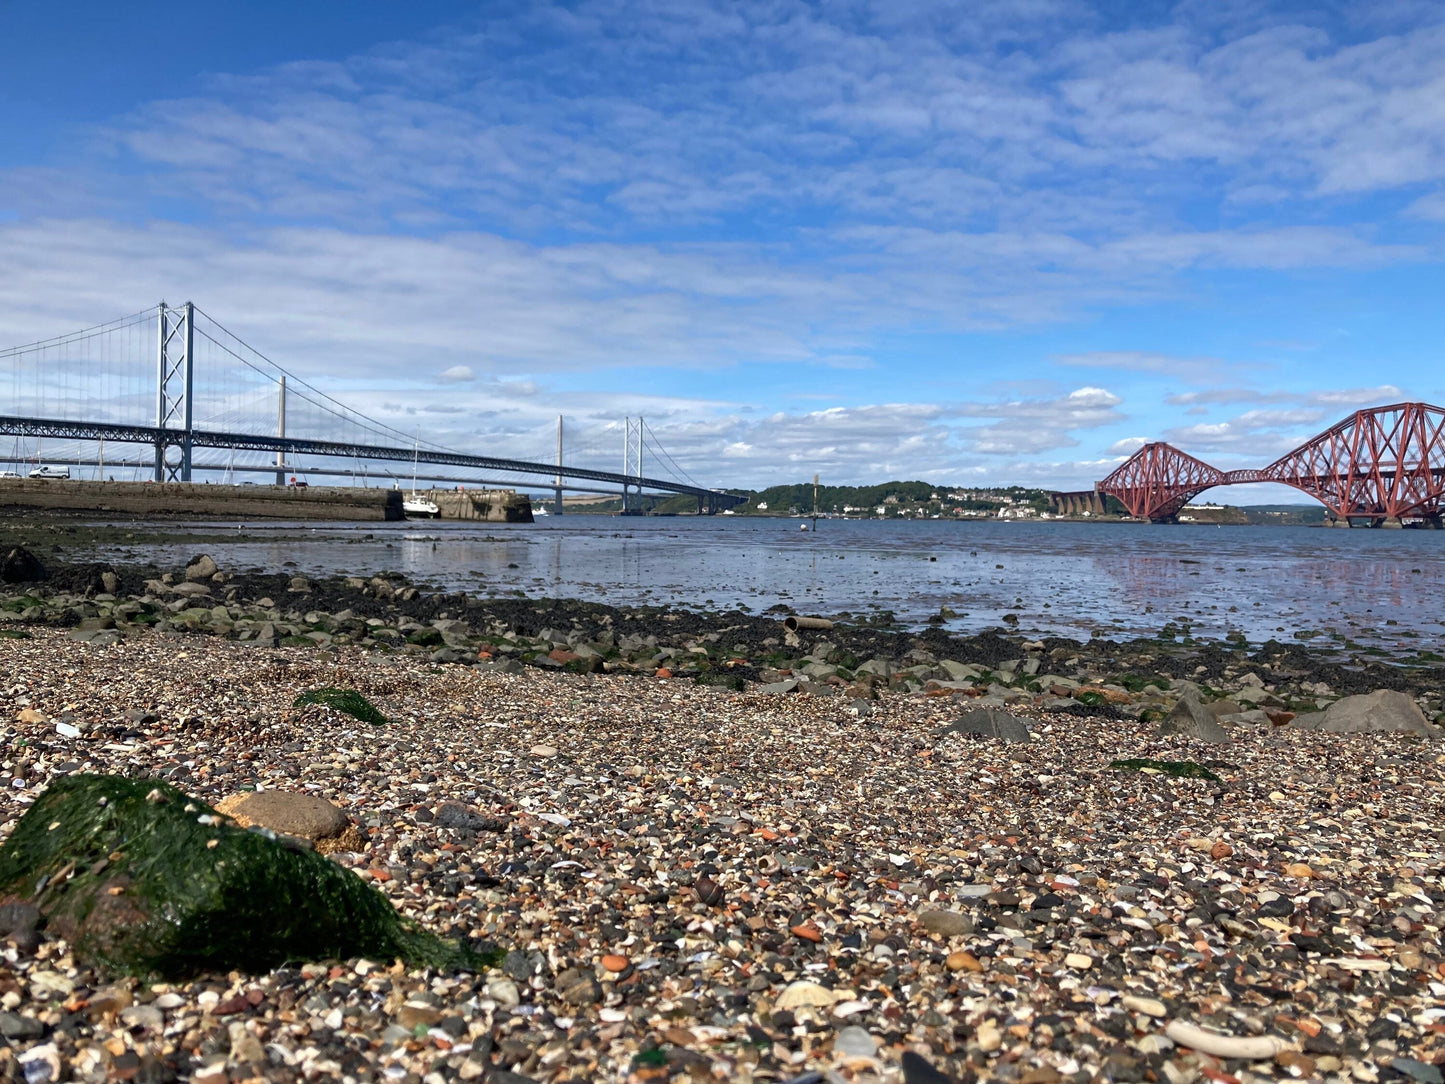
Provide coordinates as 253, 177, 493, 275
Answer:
88, 516, 1445, 653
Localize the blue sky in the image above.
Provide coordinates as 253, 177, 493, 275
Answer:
2, 0, 1443, 492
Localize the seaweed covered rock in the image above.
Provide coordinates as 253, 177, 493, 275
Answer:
0, 775, 493, 978
293, 687, 388, 726
0, 546, 46, 584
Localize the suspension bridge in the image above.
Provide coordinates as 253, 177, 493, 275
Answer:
1051, 402, 1445, 526
0, 302, 745, 514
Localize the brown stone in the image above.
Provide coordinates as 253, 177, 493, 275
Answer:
214, 791, 349, 841
1274, 1050, 1315, 1076
397, 1002, 441, 1029
315, 825, 369, 855
946, 950, 983, 972
1211, 841, 1234, 860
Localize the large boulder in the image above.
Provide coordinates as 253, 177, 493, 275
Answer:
214, 791, 350, 841
937, 708, 1032, 743
1157, 692, 1230, 744
0, 546, 46, 584
0, 775, 488, 977
184, 554, 218, 582
1293, 690, 1442, 736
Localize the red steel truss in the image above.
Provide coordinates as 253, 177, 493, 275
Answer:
1097, 402, 1445, 523
1096, 442, 1226, 522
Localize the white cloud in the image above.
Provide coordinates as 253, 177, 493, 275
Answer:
2, 2, 1442, 492
1057, 351, 1242, 384
1107, 436, 1150, 455
1165, 384, 1401, 407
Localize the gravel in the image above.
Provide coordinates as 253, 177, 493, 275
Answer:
1, 615, 1443, 1083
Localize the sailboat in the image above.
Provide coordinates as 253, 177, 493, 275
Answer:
403, 437, 440, 518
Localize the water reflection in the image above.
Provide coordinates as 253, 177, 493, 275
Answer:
83, 517, 1444, 651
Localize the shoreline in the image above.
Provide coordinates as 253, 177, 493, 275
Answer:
1, 546, 1444, 1081
0, 577, 1442, 1081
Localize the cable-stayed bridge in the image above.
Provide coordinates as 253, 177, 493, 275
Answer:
0, 302, 744, 513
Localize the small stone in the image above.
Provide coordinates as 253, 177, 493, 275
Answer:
946, 950, 983, 973
0, 1011, 44, 1039
554, 967, 601, 1005
790, 921, 823, 942
1211, 840, 1234, 859
600, 954, 629, 973
1275, 1051, 1317, 1077
902, 1050, 957, 1084
976, 1021, 1003, 1052
833, 1025, 877, 1060
485, 977, 520, 1008
919, 909, 971, 937
1120, 995, 1167, 1018
1391, 1059, 1444, 1084
531, 745, 558, 758
1285, 862, 1315, 879
1064, 952, 1093, 969
397, 1001, 442, 1029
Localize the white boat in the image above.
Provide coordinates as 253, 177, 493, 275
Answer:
401, 434, 439, 517
403, 494, 439, 518
533, 505, 550, 516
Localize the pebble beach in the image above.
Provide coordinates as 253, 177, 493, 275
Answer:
2, 572, 1444, 1084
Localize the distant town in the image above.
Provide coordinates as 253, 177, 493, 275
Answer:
562, 482, 1330, 524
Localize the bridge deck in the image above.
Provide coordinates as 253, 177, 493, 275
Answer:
0, 415, 743, 506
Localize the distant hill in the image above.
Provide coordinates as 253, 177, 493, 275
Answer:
1238, 504, 1329, 525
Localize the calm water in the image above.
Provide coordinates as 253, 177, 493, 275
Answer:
86, 516, 1445, 653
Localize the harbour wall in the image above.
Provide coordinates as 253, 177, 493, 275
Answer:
429, 490, 534, 523
0, 479, 403, 521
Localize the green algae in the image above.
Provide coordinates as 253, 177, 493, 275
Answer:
293, 687, 388, 726
0, 775, 495, 978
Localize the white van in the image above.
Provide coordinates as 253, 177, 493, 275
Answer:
0, 471, 20, 480
29, 466, 71, 479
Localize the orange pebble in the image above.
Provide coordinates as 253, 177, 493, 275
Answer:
655, 667, 672, 678
600, 954, 629, 973
790, 922, 823, 943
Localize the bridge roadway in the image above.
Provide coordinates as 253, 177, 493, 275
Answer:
0, 415, 744, 510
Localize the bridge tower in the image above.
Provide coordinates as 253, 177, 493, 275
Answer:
554, 414, 564, 514
153, 300, 195, 482
621, 417, 644, 514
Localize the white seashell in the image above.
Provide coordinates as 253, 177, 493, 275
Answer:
775, 981, 840, 1010
1164, 1021, 1293, 1059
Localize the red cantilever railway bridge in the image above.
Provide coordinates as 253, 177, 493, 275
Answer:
1069, 402, 1445, 525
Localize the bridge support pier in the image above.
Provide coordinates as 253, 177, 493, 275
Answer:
153, 301, 195, 483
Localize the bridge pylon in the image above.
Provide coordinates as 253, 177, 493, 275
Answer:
154, 301, 195, 482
